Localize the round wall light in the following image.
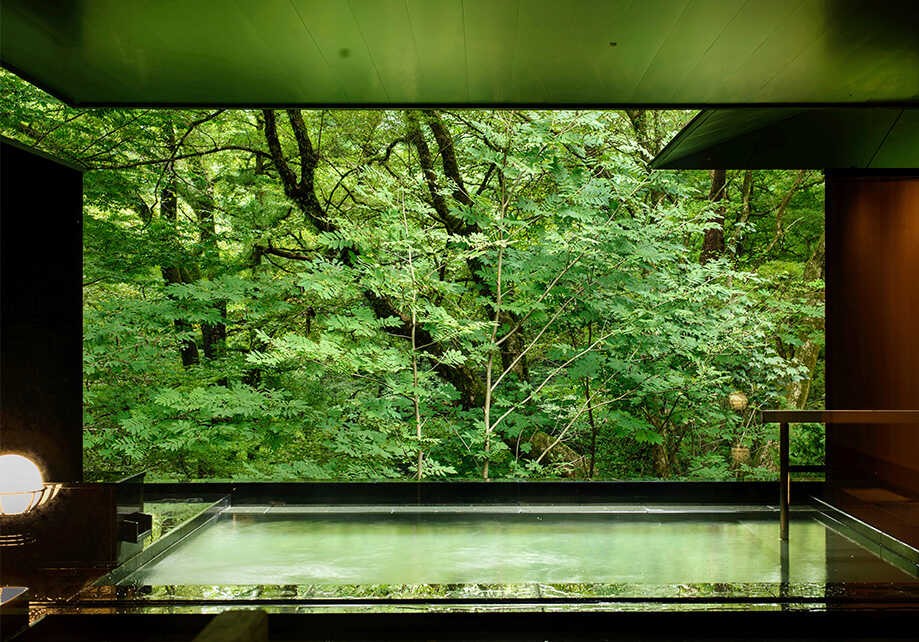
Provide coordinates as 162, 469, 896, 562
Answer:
0, 453, 59, 516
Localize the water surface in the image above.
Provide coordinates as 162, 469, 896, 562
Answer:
128, 511, 916, 586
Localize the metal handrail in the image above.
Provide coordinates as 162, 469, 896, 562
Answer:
760, 409, 919, 541
760, 410, 919, 424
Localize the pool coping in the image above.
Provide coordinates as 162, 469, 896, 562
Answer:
23, 608, 919, 642
93, 497, 229, 587
60, 489, 918, 615
69, 500, 919, 611
70, 581, 919, 611
812, 496, 919, 577
141, 481, 824, 506
219, 503, 786, 515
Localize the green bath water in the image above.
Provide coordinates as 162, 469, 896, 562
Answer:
126, 510, 916, 587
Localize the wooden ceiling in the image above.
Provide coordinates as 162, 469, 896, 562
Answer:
2, 0, 919, 107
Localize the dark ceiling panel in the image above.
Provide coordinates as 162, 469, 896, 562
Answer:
1, 0, 919, 106
871, 110, 919, 167
650, 108, 918, 169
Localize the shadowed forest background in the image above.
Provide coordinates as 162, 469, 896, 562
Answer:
1, 70, 825, 482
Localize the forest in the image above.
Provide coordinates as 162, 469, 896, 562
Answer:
1, 70, 825, 482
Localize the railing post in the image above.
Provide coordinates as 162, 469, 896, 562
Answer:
761, 410, 919, 543
780, 537, 790, 609
779, 421, 790, 541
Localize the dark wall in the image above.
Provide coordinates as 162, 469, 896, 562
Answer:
0, 140, 82, 482
826, 172, 919, 501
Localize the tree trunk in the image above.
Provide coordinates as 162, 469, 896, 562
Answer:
623, 109, 666, 164
786, 340, 822, 409
201, 317, 227, 361
242, 327, 265, 387
262, 109, 584, 475
652, 443, 673, 478
733, 170, 754, 257
701, 169, 727, 264
159, 134, 200, 368
189, 162, 227, 365
262, 109, 485, 409
623, 109, 670, 205
786, 230, 825, 409
764, 170, 808, 255
530, 431, 589, 478
586, 376, 598, 478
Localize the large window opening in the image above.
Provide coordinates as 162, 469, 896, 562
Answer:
2, 71, 826, 483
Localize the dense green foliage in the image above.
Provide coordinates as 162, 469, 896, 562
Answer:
1, 71, 825, 481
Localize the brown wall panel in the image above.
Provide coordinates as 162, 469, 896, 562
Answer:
0, 140, 83, 482
826, 172, 919, 508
